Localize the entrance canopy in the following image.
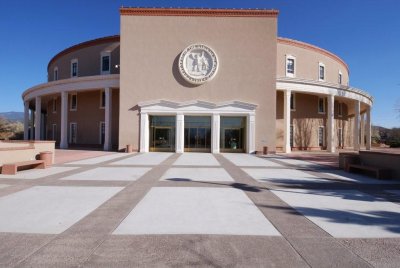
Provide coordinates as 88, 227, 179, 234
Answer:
138, 100, 257, 154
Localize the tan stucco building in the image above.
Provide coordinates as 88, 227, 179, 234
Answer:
22, 8, 373, 154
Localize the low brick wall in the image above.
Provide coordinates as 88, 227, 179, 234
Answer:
0, 141, 56, 167
359, 150, 400, 180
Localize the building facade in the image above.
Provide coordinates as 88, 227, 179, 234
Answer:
22, 8, 373, 154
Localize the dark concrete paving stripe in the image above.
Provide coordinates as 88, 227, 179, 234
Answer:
84, 235, 309, 267
215, 154, 372, 267
14, 153, 180, 268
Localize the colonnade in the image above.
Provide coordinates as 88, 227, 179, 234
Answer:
23, 88, 113, 151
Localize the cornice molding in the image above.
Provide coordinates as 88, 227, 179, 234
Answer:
120, 7, 279, 17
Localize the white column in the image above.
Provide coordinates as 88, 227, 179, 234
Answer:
353, 100, 360, 151
29, 109, 34, 140
175, 114, 184, 153
34, 96, 41, 140
212, 114, 220, 153
104, 88, 112, 151
139, 112, 149, 152
360, 113, 365, 148
60, 92, 68, 149
283, 90, 291, 153
247, 114, 256, 153
327, 94, 335, 152
24, 101, 29, 140
366, 106, 372, 150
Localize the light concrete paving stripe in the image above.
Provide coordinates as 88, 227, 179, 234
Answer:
61, 167, 152, 181
161, 167, 234, 182
64, 153, 131, 165
0, 186, 123, 234
321, 169, 398, 184
243, 168, 327, 184
114, 187, 281, 236
271, 188, 400, 238
221, 153, 283, 167
0, 167, 79, 180
0, 184, 9, 189
112, 152, 173, 166
173, 153, 220, 166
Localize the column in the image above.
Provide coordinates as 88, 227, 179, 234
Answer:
211, 114, 220, 153
139, 112, 149, 152
327, 94, 335, 152
104, 88, 112, 151
34, 96, 41, 140
60, 91, 68, 149
23, 101, 29, 140
353, 100, 360, 151
175, 114, 184, 153
29, 109, 34, 140
366, 106, 372, 150
246, 114, 256, 153
283, 90, 291, 153
360, 113, 365, 148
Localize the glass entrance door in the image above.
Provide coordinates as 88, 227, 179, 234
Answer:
149, 116, 176, 152
220, 117, 246, 153
184, 116, 211, 152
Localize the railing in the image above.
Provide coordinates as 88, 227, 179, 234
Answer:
277, 77, 374, 103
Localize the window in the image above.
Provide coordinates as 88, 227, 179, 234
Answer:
318, 126, 325, 147
337, 128, 343, 148
52, 98, 57, 113
70, 93, 77, 111
100, 90, 105, 108
319, 62, 325, 81
338, 71, 342, 85
290, 125, 294, 148
52, 124, 57, 141
54, 67, 58, 81
101, 52, 111, 74
338, 102, 343, 117
100, 121, 105, 145
286, 55, 295, 77
290, 93, 296, 111
69, 122, 77, 144
318, 97, 325, 114
71, 59, 78, 77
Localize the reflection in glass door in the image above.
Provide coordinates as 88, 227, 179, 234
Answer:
184, 116, 211, 152
220, 117, 246, 153
149, 116, 175, 152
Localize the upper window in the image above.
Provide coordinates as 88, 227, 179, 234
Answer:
71, 59, 78, 78
54, 67, 58, 81
101, 52, 111, 75
318, 97, 325, 114
70, 93, 77, 111
338, 71, 343, 85
286, 55, 295, 77
290, 93, 296, 110
319, 62, 325, 81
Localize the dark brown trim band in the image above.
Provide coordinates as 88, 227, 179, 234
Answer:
120, 7, 279, 17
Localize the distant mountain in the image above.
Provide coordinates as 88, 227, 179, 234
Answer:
0, 112, 24, 122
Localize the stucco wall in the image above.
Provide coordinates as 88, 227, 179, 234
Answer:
277, 40, 349, 86
119, 15, 278, 152
48, 41, 120, 81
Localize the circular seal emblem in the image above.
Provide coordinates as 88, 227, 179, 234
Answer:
178, 44, 218, 85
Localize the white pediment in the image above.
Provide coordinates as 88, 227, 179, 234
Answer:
138, 100, 257, 114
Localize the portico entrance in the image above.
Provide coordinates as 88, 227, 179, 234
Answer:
184, 116, 211, 152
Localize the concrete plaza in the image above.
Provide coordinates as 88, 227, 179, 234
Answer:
0, 152, 399, 267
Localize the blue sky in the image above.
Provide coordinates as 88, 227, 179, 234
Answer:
0, 0, 399, 128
